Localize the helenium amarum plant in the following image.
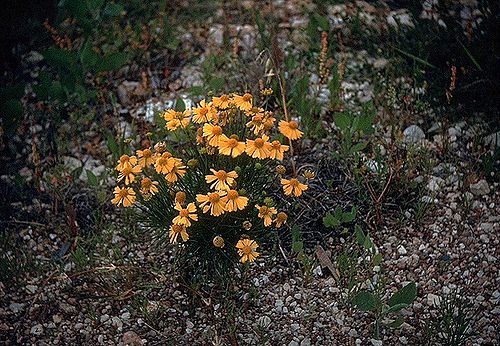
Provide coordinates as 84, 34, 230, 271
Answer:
111, 90, 313, 280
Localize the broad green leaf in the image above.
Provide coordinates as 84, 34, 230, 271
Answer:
175, 98, 186, 112
96, 52, 128, 72
43, 47, 77, 70
103, 2, 124, 17
60, 0, 88, 23
352, 290, 377, 311
313, 14, 330, 31
342, 206, 357, 223
86, 169, 98, 186
350, 141, 367, 153
334, 112, 351, 132
1, 99, 23, 136
323, 212, 340, 228
209, 77, 225, 92
385, 303, 409, 314
354, 225, 365, 246
387, 316, 405, 329
291, 225, 303, 254
80, 40, 99, 70
105, 132, 119, 159
373, 253, 383, 266
363, 234, 373, 250
357, 113, 375, 134
388, 282, 417, 307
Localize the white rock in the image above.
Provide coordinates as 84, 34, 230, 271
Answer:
31, 324, 43, 335
9, 302, 25, 313
257, 315, 271, 328
470, 180, 490, 196
427, 293, 441, 306
403, 125, 425, 144
26, 285, 37, 294
100, 314, 110, 323
112, 316, 123, 329
397, 245, 408, 255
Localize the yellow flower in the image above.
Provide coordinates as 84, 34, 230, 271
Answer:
246, 114, 265, 135
222, 190, 248, 212
246, 107, 265, 117
212, 94, 232, 109
140, 177, 159, 195
281, 178, 308, 197
192, 99, 216, 123
202, 123, 224, 146
279, 120, 303, 140
169, 224, 189, 243
165, 160, 186, 183
117, 164, 142, 185
205, 169, 238, 191
155, 152, 176, 174
163, 109, 190, 131
275, 212, 288, 228
172, 202, 198, 227
256, 204, 277, 227
196, 191, 227, 216
245, 135, 271, 159
115, 154, 137, 171
218, 135, 246, 158
136, 148, 154, 168
233, 93, 253, 111
268, 140, 289, 160
236, 238, 260, 263
111, 186, 136, 207
263, 114, 276, 131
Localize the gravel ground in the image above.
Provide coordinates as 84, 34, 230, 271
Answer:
1, 1, 499, 345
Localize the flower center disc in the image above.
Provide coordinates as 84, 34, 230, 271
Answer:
212, 126, 223, 135
180, 209, 189, 217
208, 193, 220, 203
242, 245, 252, 254
254, 138, 264, 148
228, 190, 238, 199
288, 121, 298, 129
215, 170, 227, 180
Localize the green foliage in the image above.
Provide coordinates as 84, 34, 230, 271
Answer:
352, 282, 417, 339
423, 290, 479, 346
0, 84, 25, 136
333, 102, 375, 161
323, 206, 357, 228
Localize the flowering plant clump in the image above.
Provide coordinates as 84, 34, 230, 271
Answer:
111, 91, 311, 278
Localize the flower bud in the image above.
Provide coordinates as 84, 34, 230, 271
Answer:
255, 162, 262, 169
175, 191, 186, 205
242, 221, 252, 231
263, 197, 273, 206
276, 165, 286, 175
213, 235, 225, 248
234, 166, 242, 174
187, 159, 198, 168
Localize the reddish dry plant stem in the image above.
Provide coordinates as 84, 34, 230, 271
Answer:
446, 65, 457, 104
364, 168, 393, 225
